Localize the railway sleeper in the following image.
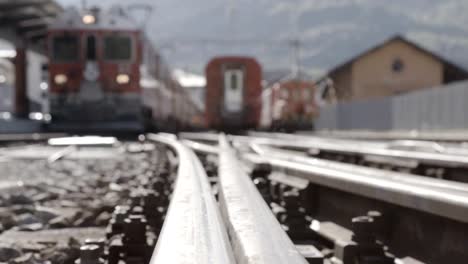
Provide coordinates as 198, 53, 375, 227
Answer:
245, 164, 395, 264
270, 170, 464, 263
245, 166, 428, 264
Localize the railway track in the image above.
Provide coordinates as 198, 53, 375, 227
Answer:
1, 132, 467, 263
253, 133, 468, 183
182, 132, 468, 183
217, 135, 312, 263
147, 134, 234, 263
181, 132, 468, 263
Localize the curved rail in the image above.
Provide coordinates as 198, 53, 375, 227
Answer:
182, 138, 468, 194
244, 149, 468, 223
251, 144, 468, 194
181, 139, 219, 155
218, 135, 309, 264
148, 134, 234, 264
249, 133, 468, 168
179, 132, 220, 142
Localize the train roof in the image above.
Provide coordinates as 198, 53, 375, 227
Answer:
49, 6, 140, 31
206, 56, 262, 73
207, 56, 260, 64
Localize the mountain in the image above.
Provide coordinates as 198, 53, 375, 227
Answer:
58, 0, 468, 77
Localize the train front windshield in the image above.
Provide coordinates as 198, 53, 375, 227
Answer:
52, 35, 79, 62
104, 36, 132, 61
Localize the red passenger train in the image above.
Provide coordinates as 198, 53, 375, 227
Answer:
205, 56, 262, 130
46, 7, 200, 132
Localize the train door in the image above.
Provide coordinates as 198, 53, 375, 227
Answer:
223, 67, 244, 113
81, 34, 103, 103
83, 34, 99, 82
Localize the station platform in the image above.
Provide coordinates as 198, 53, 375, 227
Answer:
0, 116, 43, 134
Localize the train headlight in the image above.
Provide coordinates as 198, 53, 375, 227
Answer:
54, 74, 68, 85
116, 74, 130, 84
82, 14, 96, 24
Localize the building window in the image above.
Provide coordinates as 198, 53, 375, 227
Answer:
281, 89, 289, 99
392, 58, 404, 73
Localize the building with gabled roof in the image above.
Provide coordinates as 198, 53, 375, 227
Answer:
322, 35, 468, 102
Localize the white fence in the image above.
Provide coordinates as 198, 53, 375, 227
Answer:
315, 80, 468, 131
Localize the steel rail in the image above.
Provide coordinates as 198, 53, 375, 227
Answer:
179, 132, 220, 142
218, 135, 309, 264
243, 151, 468, 224
251, 144, 468, 194
179, 132, 468, 168
181, 139, 219, 155
182, 138, 468, 194
246, 133, 468, 169
183, 138, 468, 200
147, 134, 235, 264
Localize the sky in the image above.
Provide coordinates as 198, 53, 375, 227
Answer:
55, 0, 468, 75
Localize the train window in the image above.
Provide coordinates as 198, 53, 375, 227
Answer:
230, 73, 239, 90
224, 69, 244, 112
225, 69, 243, 91
86, 35, 97, 61
104, 36, 132, 61
52, 35, 79, 62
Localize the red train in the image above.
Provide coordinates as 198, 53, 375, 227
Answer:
262, 79, 318, 131
46, 7, 200, 132
205, 56, 262, 130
